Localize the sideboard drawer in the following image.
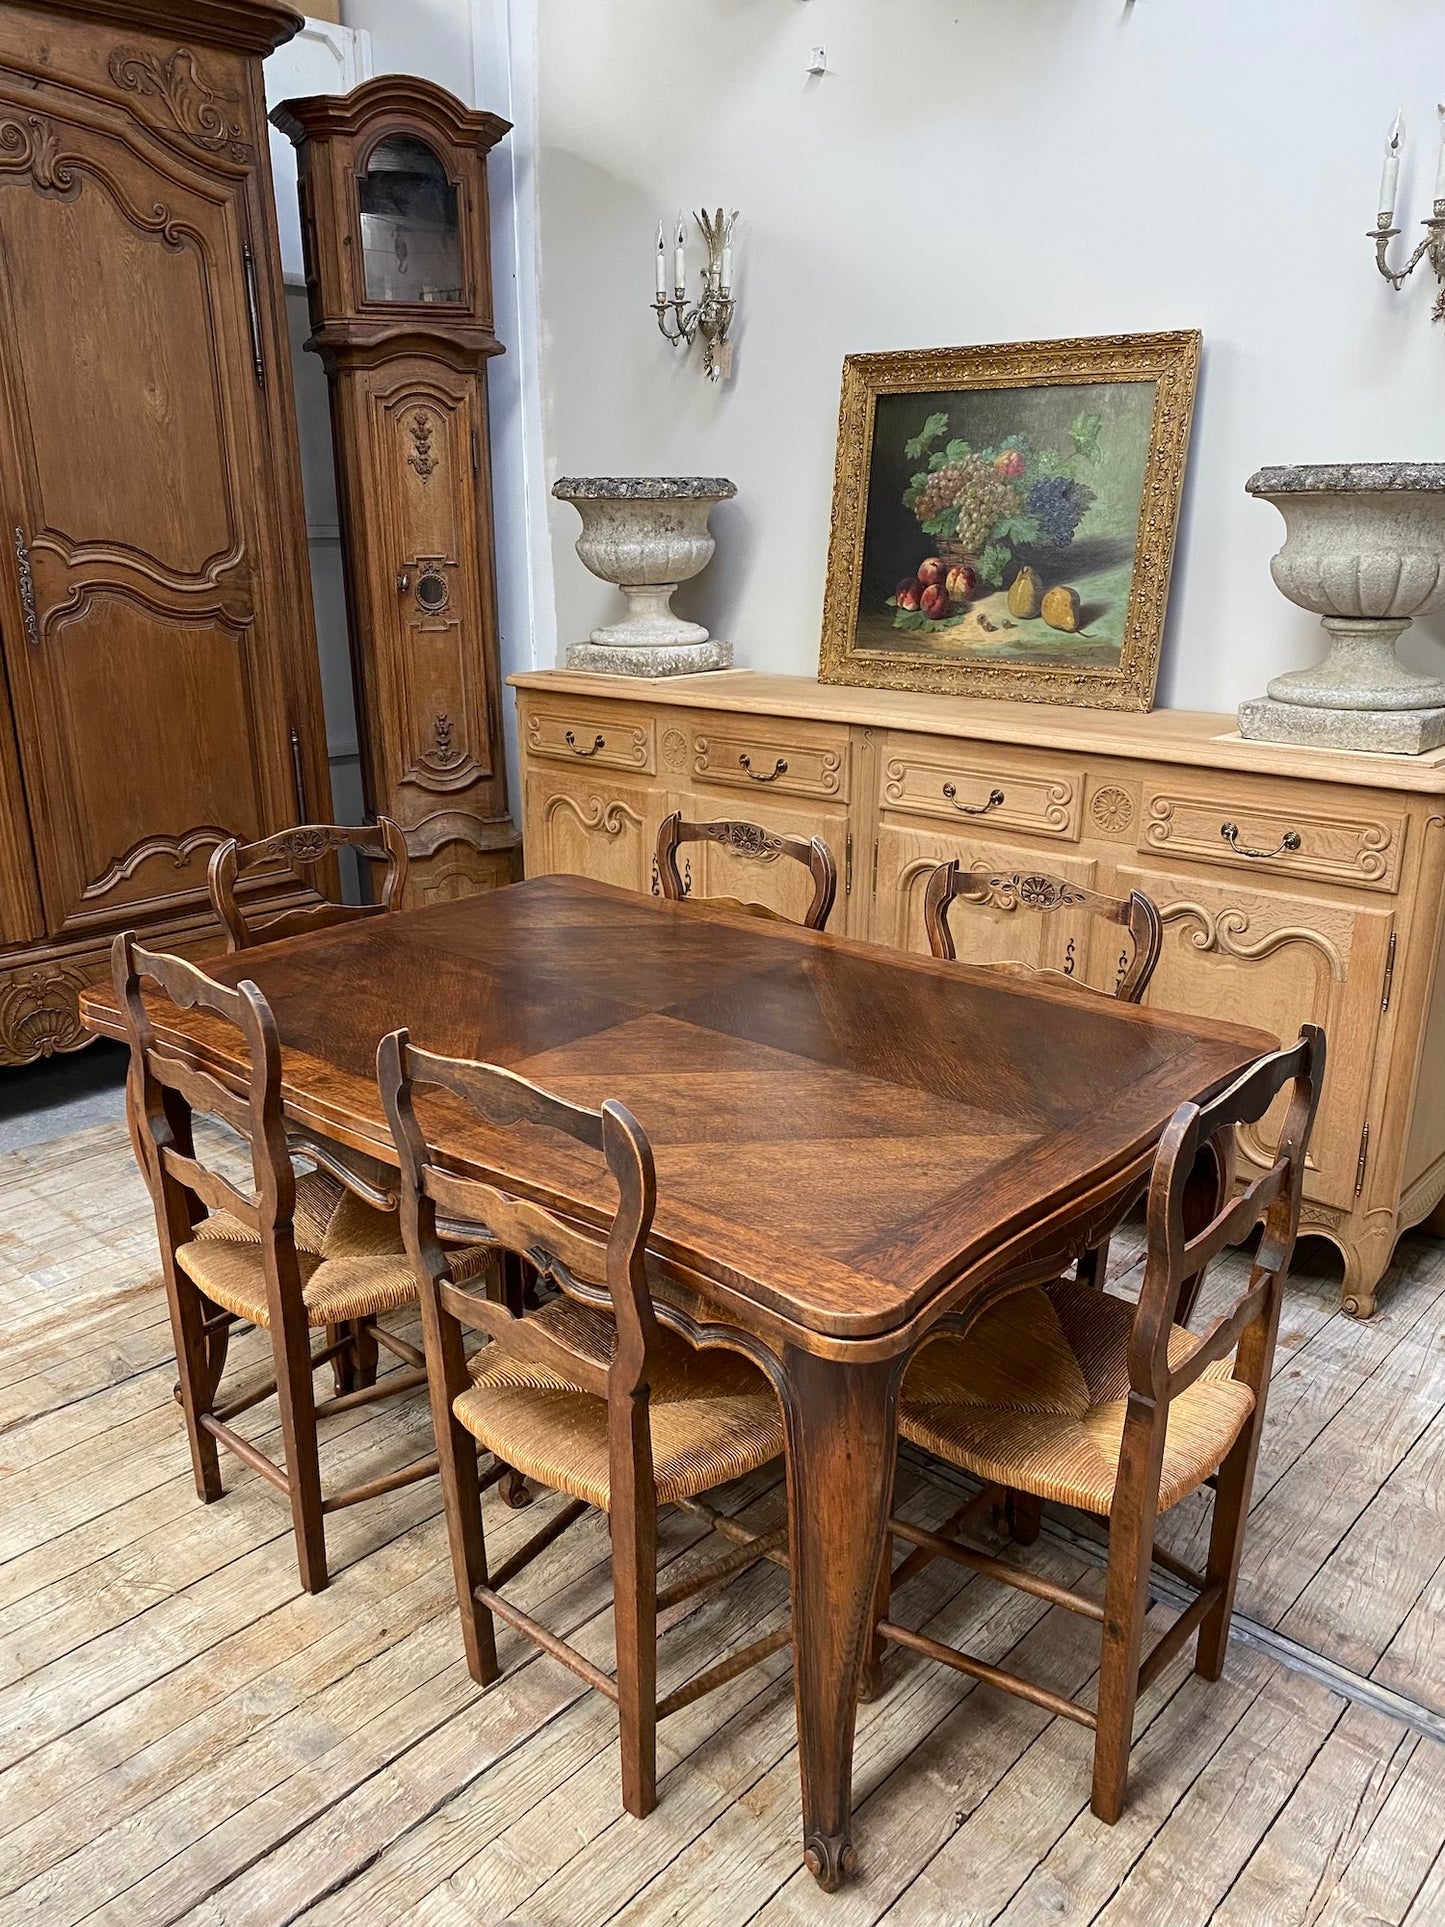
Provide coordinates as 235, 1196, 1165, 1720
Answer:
1141, 783, 1406, 892
880, 735, 1081, 841
690, 718, 849, 802
525, 704, 654, 774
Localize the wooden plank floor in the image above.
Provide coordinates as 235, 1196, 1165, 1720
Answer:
1, 1117, 1444, 1924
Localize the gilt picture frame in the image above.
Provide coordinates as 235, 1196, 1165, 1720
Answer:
818, 330, 1201, 711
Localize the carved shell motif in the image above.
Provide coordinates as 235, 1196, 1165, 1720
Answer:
0, 967, 90, 1064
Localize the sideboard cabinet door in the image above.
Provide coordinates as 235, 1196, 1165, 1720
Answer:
522, 766, 657, 896
1121, 865, 1392, 1208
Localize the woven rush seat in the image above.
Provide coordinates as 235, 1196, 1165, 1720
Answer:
177, 1169, 417, 1329
454, 1295, 785, 1510
899, 1277, 1256, 1515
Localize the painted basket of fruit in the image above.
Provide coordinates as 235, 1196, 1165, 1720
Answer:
887, 414, 1101, 639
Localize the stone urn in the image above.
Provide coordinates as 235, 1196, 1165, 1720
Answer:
1238, 463, 1445, 754
551, 476, 737, 677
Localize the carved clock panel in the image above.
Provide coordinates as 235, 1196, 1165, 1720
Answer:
362, 367, 494, 800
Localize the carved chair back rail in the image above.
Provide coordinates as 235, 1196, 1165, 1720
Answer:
655, 809, 837, 930
208, 818, 410, 951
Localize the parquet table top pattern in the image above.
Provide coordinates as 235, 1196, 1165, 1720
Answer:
81, 875, 1269, 1348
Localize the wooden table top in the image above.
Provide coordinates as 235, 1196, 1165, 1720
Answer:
81, 875, 1273, 1349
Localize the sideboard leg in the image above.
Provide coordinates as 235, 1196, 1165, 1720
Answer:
1339, 1232, 1396, 1319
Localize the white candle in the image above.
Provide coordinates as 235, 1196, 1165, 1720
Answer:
1435, 102, 1445, 204
1380, 109, 1405, 220
718, 244, 733, 295
674, 216, 687, 296
655, 221, 667, 298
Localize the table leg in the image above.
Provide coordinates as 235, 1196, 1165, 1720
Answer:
780, 1345, 904, 1891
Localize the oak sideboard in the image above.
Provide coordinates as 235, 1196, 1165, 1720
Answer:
511, 667, 1445, 1316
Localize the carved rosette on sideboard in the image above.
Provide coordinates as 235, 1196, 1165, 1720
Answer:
272, 78, 520, 904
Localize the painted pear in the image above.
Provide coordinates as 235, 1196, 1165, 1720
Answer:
1007, 566, 1044, 619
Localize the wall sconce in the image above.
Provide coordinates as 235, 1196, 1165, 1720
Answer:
1368, 107, 1445, 322
652, 208, 737, 381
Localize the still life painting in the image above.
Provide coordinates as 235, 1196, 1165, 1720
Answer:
819, 331, 1201, 710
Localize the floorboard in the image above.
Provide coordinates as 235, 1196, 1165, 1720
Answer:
0, 1114, 1442, 1925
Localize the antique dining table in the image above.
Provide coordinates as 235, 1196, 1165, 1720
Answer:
80, 873, 1273, 1888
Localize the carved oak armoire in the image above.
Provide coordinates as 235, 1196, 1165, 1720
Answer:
273, 78, 519, 904
0, 0, 335, 1064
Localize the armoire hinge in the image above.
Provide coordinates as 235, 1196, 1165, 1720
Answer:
1355, 1121, 1370, 1198
471, 427, 481, 478
1381, 932, 1397, 1012
871, 839, 879, 899
241, 243, 265, 387
289, 725, 307, 822
844, 832, 852, 896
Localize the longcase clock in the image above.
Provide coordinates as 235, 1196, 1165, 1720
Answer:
272, 76, 518, 903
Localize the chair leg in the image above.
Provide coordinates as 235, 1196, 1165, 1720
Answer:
164, 1257, 224, 1503
609, 1407, 658, 1819
353, 1319, 380, 1389
1091, 1418, 1165, 1825
1076, 1241, 1109, 1291
270, 1312, 328, 1594
1005, 1490, 1042, 1546
859, 1528, 891, 1703
327, 1321, 356, 1396
418, 1287, 498, 1685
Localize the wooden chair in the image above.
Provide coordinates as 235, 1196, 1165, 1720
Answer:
208, 818, 409, 952
925, 859, 1165, 1311
379, 1029, 790, 1819
113, 931, 438, 1593
924, 858, 1162, 1003
872, 1025, 1324, 1824
655, 810, 837, 931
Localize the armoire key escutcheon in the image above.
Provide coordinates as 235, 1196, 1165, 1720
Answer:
273, 76, 519, 906
0, 0, 336, 1063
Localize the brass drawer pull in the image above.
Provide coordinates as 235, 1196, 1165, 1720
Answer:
1221, 821, 1302, 860
565, 730, 605, 757
943, 783, 1005, 816
740, 753, 788, 782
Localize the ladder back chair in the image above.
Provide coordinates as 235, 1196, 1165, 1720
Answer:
208, 818, 409, 952
874, 1025, 1324, 1824
113, 931, 437, 1593
379, 1029, 789, 1820
655, 809, 837, 931
925, 856, 1168, 1340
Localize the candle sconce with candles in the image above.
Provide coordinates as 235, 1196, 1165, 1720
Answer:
652, 208, 738, 381
1368, 107, 1445, 323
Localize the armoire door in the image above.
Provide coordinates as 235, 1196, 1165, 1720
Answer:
0, 76, 317, 937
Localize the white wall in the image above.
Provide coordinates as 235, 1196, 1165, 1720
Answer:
535, 0, 1445, 714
